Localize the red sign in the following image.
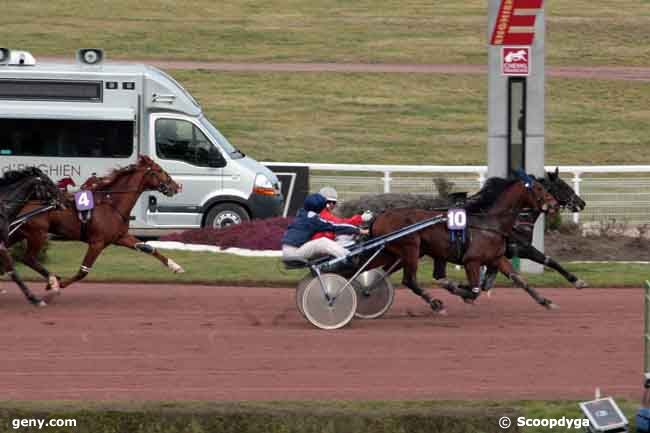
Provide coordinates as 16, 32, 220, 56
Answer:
502, 47, 530, 76
491, 0, 543, 45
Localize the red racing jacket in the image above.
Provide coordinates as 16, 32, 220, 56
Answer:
311, 208, 363, 240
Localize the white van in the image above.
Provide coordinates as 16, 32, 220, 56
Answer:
0, 49, 284, 235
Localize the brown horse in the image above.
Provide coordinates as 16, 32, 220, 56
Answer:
368, 177, 558, 313
9, 155, 182, 301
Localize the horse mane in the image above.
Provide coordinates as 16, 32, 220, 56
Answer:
0, 167, 48, 189
464, 177, 520, 213
81, 163, 138, 190
81, 155, 155, 191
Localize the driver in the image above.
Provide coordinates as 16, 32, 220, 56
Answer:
282, 193, 368, 262
311, 186, 373, 245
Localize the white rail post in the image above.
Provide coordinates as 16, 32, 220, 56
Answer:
383, 170, 392, 193
572, 172, 582, 224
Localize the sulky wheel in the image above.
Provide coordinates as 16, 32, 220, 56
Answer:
295, 273, 313, 317
352, 269, 394, 319
301, 273, 357, 330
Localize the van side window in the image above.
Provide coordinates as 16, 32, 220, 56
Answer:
0, 118, 133, 158
155, 118, 224, 167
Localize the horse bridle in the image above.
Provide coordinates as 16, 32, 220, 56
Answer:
541, 178, 583, 212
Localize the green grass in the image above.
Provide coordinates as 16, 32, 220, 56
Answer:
6, 240, 648, 288
0, 0, 648, 66
0, 399, 641, 433
171, 70, 650, 165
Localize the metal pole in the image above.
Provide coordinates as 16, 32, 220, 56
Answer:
645, 280, 650, 377
572, 172, 582, 224
383, 171, 391, 193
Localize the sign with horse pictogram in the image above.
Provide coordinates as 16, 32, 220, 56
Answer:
502, 47, 530, 76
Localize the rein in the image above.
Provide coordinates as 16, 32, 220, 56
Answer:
82, 168, 156, 224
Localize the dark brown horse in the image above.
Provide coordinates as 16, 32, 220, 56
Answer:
368, 177, 558, 313
9, 155, 182, 301
480, 168, 587, 291
1, 167, 65, 306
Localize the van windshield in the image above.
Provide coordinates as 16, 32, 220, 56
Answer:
200, 117, 245, 159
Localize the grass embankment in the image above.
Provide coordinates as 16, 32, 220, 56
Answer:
0, 399, 641, 433
174, 71, 650, 166
1, 1, 648, 66
6, 240, 648, 288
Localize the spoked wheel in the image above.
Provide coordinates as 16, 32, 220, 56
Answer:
295, 273, 313, 317
352, 269, 394, 319
302, 273, 357, 330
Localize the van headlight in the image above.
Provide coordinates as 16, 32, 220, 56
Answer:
253, 174, 280, 196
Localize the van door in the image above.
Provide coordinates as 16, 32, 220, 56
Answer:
146, 114, 226, 228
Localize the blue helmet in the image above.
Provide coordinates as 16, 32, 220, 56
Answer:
303, 193, 327, 213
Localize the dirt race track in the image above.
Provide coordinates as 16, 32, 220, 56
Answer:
0, 282, 642, 401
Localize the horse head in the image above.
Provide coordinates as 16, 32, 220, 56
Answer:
541, 167, 586, 212
0, 167, 66, 211
137, 155, 181, 197
29, 168, 67, 209
510, 171, 558, 215
526, 179, 559, 215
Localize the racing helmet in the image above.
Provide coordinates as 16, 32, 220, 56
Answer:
319, 186, 338, 202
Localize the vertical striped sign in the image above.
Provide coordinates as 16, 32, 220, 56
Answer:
491, 0, 543, 45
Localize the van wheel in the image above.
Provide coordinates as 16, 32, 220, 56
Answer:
204, 203, 250, 229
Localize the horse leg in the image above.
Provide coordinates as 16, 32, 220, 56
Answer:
480, 265, 499, 292
517, 243, 587, 289
432, 258, 477, 301
495, 256, 558, 309
56, 241, 106, 291
400, 248, 445, 314
0, 242, 45, 306
20, 231, 61, 292
114, 234, 185, 273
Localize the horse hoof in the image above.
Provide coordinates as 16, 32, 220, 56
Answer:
167, 259, 185, 273
543, 301, 559, 310
36, 300, 47, 308
463, 298, 476, 305
430, 299, 446, 314
0, 289, 7, 295
43, 290, 61, 303
574, 279, 588, 289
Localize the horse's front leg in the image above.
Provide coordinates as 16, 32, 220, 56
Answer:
114, 234, 184, 273
458, 260, 483, 304
52, 241, 106, 295
517, 243, 587, 289
18, 231, 61, 292
495, 256, 558, 309
0, 242, 45, 306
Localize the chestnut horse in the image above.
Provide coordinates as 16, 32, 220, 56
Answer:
368, 177, 558, 313
1, 167, 65, 305
10, 155, 182, 301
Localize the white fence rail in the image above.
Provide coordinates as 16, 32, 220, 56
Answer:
264, 163, 650, 225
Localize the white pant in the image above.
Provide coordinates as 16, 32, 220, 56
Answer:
282, 238, 349, 261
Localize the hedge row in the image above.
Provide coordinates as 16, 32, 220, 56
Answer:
0, 402, 521, 433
